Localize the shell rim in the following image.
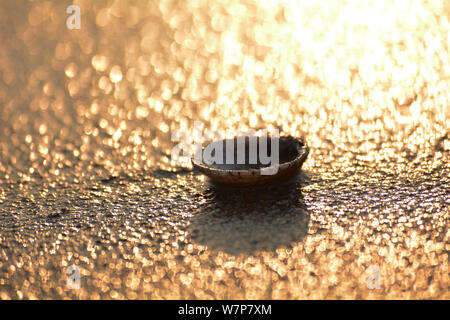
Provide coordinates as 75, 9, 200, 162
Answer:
191, 136, 309, 177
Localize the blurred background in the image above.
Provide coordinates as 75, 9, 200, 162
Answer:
0, 0, 448, 299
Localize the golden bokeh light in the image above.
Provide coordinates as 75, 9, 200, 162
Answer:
0, 0, 448, 300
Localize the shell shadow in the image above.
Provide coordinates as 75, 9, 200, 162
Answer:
187, 180, 310, 255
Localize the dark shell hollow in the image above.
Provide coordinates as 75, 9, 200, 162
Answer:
192, 135, 309, 186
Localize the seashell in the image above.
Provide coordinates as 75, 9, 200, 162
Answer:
192, 135, 309, 187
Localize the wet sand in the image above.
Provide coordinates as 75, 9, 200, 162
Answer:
0, 0, 448, 299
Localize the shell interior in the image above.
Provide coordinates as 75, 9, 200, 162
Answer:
192, 136, 309, 186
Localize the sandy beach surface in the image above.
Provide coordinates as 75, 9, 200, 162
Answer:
0, 0, 448, 299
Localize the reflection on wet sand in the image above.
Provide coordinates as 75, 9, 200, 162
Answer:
188, 181, 309, 255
